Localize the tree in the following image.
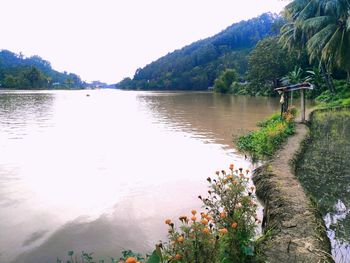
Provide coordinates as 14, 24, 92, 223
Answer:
280, 0, 350, 84
214, 69, 238, 93
23, 67, 46, 88
246, 37, 302, 95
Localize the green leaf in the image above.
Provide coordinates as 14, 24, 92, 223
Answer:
146, 250, 161, 263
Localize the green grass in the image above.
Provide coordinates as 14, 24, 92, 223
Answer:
316, 80, 350, 108
236, 112, 296, 161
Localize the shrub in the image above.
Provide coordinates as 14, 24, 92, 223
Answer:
316, 80, 350, 107
159, 166, 258, 263
236, 108, 296, 161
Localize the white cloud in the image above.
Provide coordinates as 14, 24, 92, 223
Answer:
0, 0, 289, 83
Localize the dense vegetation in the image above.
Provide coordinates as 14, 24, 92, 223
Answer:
117, 13, 283, 90
0, 50, 85, 89
236, 108, 297, 161
118, 0, 350, 99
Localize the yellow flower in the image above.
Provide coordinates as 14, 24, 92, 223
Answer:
206, 215, 212, 221
202, 227, 210, 234
220, 212, 226, 219
177, 236, 184, 242
218, 228, 228, 235
200, 218, 208, 225
125, 257, 137, 263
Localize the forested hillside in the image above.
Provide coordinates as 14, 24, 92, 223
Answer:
117, 13, 283, 90
0, 50, 85, 89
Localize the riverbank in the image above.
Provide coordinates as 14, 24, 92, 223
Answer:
252, 113, 333, 262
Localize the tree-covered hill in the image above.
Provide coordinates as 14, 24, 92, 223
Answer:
117, 13, 283, 90
0, 50, 85, 89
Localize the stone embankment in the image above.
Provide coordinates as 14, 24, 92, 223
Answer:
253, 117, 334, 262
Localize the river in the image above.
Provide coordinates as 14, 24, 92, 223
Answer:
0, 90, 281, 263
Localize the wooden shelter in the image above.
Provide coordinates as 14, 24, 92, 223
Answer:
275, 82, 314, 122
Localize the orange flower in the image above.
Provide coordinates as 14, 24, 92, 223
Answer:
191, 216, 197, 221
191, 210, 197, 215
200, 218, 208, 225
232, 180, 238, 185
175, 254, 182, 260
231, 222, 238, 229
202, 227, 210, 234
229, 164, 234, 170
227, 175, 233, 180
206, 215, 212, 221
218, 228, 228, 235
125, 257, 137, 263
220, 212, 226, 219
177, 236, 184, 242
165, 219, 171, 225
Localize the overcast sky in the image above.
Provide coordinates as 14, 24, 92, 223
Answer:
1, 0, 289, 84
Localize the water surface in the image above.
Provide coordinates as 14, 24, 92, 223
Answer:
0, 90, 281, 262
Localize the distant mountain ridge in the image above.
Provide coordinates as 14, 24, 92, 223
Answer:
117, 13, 283, 90
0, 50, 85, 89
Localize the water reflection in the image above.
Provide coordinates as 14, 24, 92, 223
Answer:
138, 92, 280, 149
295, 110, 350, 263
0, 90, 281, 263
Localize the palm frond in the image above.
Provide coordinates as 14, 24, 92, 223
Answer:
321, 27, 342, 68
307, 24, 337, 62
302, 16, 335, 37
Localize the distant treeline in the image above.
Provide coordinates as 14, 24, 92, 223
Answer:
0, 50, 85, 89
116, 13, 284, 91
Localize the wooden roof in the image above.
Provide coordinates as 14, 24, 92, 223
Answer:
275, 82, 314, 92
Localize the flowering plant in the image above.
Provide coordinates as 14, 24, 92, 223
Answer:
155, 165, 259, 263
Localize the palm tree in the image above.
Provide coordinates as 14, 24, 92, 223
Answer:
280, 0, 350, 85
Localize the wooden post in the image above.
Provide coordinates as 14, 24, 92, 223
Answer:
301, 89, 305, 122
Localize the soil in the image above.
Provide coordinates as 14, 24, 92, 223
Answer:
253, 113, 334, 263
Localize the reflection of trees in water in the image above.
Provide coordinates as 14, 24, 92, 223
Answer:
296, 110, 350, 260
12, 206, 150, 263
138, 93, 280, 148
0, 92, 55, 136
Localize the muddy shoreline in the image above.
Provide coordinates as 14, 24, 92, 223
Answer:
253, 117, 334, 262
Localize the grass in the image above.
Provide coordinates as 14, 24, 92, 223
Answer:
316, 80, 350, 108
236, 109, 296, 161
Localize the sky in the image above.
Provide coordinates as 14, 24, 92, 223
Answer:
1, 0, 290, 84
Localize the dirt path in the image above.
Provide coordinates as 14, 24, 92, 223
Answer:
253, 112, 334, 262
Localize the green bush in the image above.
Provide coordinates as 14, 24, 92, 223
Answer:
316, 80, 350, 107
236, 110, 296, 161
